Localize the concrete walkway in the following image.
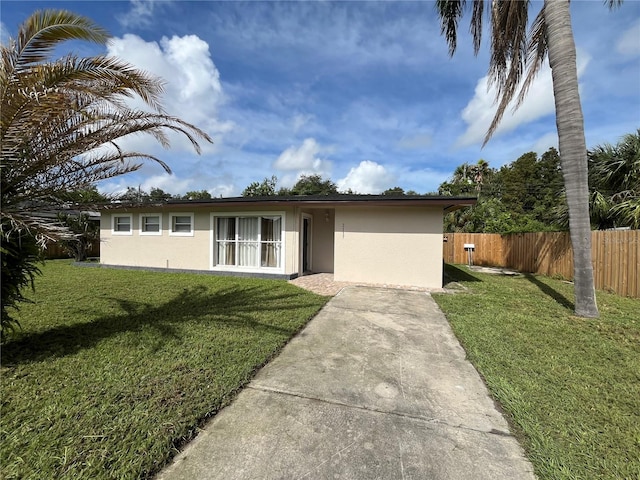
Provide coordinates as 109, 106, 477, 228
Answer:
158, 286, 535, 480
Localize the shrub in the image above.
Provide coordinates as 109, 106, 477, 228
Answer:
1, 223, 43, 341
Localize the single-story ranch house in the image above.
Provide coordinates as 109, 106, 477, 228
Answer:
99, 195, 476, 289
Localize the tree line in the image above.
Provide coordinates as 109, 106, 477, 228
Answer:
107, 174, 422, 201
439, 130, 639, 234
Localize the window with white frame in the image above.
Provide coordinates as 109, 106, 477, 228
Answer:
112, 214, 132, 235
140, 214, 161, 235
170, 213, 194, 236
215, 215, 283, 269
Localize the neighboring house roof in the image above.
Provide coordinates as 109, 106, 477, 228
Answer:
100, 195, 477, 212
29, 208, 101, 221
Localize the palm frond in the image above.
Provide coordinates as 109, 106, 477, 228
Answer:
1, 9, 213, 243
588, 129, 640, 194
1, 212, 73, 247
435, 0, 467, 56
611, 198, 640, 229
14, 10, 109, 68
470, 0, 485, 55
515, 7, 547, 110
2, 54, 166, 143
484, 0, 531, 145
3, 106, 211, 205
604, 0, 624, 9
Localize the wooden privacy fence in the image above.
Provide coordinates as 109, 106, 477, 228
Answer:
43, 241, 100, 260
443, 230, 640, 298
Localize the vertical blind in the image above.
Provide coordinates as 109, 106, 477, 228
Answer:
216, 216, 281, 268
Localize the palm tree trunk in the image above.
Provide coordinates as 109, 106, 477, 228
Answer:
545, 0, 599, 317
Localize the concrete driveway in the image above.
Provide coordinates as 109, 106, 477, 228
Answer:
158, 286, 535, 480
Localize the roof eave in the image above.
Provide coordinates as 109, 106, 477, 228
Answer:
98, 196, 478, 210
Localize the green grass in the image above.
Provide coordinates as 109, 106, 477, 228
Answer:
1, 260, 328, 479
433, 265, 640, 480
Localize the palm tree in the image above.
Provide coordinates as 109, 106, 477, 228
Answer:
435, 0, 622, 317
588, 129, 640, 228
470, 159, 490, 193
1, 9, 212, 244
1, 10, 212, 337
450, 162, 471, 186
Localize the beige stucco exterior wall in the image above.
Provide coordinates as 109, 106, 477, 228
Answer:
100, 204, 445, 287
100, 206, 299, 275
333, 207, 443, 288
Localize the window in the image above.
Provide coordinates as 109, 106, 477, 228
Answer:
217, 217, 236, 265
260, 217, 281, 268
214, 215, 283, 270
170, 213, 194, 236
140, 214, 161, 235
112, 214, 132, 235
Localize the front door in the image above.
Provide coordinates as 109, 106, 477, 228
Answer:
302, 216, 312, 273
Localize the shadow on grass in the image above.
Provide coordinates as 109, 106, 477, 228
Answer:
443, 264, 483, 284
524, 273, 575, 311
2, 283, 323, 366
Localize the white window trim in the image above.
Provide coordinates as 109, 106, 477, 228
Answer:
139, 213, 162, 236
210, 211, 286, 274
169, 212, 194, 237
111, 214, 133, 236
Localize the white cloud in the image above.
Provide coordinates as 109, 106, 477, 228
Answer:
0, 21, 9, 45
337, 160, 395, 194
209, 183, 236, 198
273, 173, 298, 190
396, 168, 451, 194
532, 132, 558, 155
161, 35, 223, 102
397, 131, 432, 150
117, 0, 169, 28
273, 138, 332, 173
97, 173, 191, 196
292, 113, 313, 133
97, 179, 129, 197
617, 19, 640, 56
208, 3, 445, 71
99, 172, 236, 198
456, 53, 591, 147
139, 174, 191, 195
106, 33, 231, 154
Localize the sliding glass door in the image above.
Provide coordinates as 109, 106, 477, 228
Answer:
215, 215, 282, 270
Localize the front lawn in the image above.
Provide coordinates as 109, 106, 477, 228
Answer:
1, 261, 328, 479
433, 265, 640, 480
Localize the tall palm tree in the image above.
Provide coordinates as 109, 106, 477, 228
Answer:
1, 9, 212, 244
435, 0, 622, 317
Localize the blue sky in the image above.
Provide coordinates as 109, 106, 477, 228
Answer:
2, 0, 639, 196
